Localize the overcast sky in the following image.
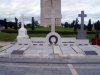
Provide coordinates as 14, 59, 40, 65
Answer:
0, 0, 100, 25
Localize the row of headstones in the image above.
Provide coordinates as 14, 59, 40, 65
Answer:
18, 11, 86, 39
18, 11, 99, 40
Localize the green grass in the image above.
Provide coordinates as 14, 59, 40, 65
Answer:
0, 46, 2, 48
0, 32, 95, 42
0, 27, 97, 42
8, 27, 97, 32
0, 32, 17, 41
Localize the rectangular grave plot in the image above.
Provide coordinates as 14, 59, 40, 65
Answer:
11, 50, 24, 54
84, 51, 98, 55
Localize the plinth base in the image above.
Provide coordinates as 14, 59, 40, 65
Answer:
77, 31, 86, 39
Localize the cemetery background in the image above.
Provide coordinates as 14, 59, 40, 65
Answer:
0, 18, 99, 42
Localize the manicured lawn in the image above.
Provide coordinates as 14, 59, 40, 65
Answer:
0, 32, 95, 42
8, 27, 97, 32
0, 27, 97, 42
0, 46, 2, 48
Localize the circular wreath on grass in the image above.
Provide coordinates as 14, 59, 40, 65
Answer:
49, 35, 58, 44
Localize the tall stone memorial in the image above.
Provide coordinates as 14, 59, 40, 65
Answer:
41, 0, 61, 27
77, 11, 87, 39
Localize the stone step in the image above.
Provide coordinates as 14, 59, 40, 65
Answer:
19, 45, 30, 51
93, 45, 100, 50
0, 44, 13, 52
71, 46, 85, 55
53, 46, 62, 54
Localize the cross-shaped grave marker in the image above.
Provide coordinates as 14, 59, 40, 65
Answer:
78, 11, 87, 31
77, 11, 87, 39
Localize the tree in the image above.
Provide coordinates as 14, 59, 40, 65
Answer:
70, 20, 75, 28
74, 18, 79, 31
64, 22, 68, 28
94, 20, 100, 31
32, 17, 34, 30
18, 22, 21, 28
14, 17, 18, 30
84, 24, 87, 30
4, 18, 8, 29
34, 20, 39, 26
87, 19, 92, 31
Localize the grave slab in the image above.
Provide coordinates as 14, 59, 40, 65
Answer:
5, 45, 23, 53
0, 44, 13, 52
84, 51, 98, 55
60, 46, 77, 54
24, 46, 53, 54
11, 50, 24, 54
78, 45, 100, 55
93, 45, 100, 50
19, 45, 30, 51
71, 46, 85, 55
53, 46, 62, 54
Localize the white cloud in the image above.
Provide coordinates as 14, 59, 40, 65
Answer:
0, 0, 100, 25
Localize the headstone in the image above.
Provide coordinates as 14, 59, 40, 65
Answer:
77, 11, 87, 39
45, 8, 61, 46
17, 14, 29, 39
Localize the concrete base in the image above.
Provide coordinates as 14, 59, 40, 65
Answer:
17, 28, 29, 39
77, 31, 86, 39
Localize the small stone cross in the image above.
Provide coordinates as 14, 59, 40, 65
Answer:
78, 11, 87, 31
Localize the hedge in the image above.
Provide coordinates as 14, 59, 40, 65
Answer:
1, 29, 96, 35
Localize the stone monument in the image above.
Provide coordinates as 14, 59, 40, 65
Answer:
17, 14, 29, 39
77, 11, 87, 39
41, 0, 62, 27
46, 8, 61, 45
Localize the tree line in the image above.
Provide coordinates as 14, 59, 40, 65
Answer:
62, 18, 100, 31
0, 17, 39, 30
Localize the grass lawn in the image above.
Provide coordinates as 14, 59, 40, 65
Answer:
0, 27, 97, 42
0, 46, 2, 48
8, 27, 97, 32
0, 32, 95, 42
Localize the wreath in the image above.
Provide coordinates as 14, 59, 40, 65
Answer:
49, 35, 58, 44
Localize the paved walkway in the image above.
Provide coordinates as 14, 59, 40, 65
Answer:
0, 58, 100, 75
0, 41, 10, 46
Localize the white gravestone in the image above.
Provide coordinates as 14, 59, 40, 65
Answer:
77, 11, 87, 39
17, 14, 29, 39
46, 9, 61, 46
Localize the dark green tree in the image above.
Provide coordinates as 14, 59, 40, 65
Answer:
70, 20, 75, 28
64, 22, 68, 28
15, 17, 18, 30
4, 18, 8, 29
87, 19, 92, 31
34, 20, 39, 26
74, 18, 79, 31
32, 17, 34, 30
95, 20, 100, 31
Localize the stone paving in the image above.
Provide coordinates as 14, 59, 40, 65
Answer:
0, 42, 100, 75
0, 58, 100, 75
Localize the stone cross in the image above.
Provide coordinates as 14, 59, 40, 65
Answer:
78, 11, 87, 31
21, 14, 25, 28
45, 9, 62, 32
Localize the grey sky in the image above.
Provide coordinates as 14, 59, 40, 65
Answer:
0, 0, 100, 25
